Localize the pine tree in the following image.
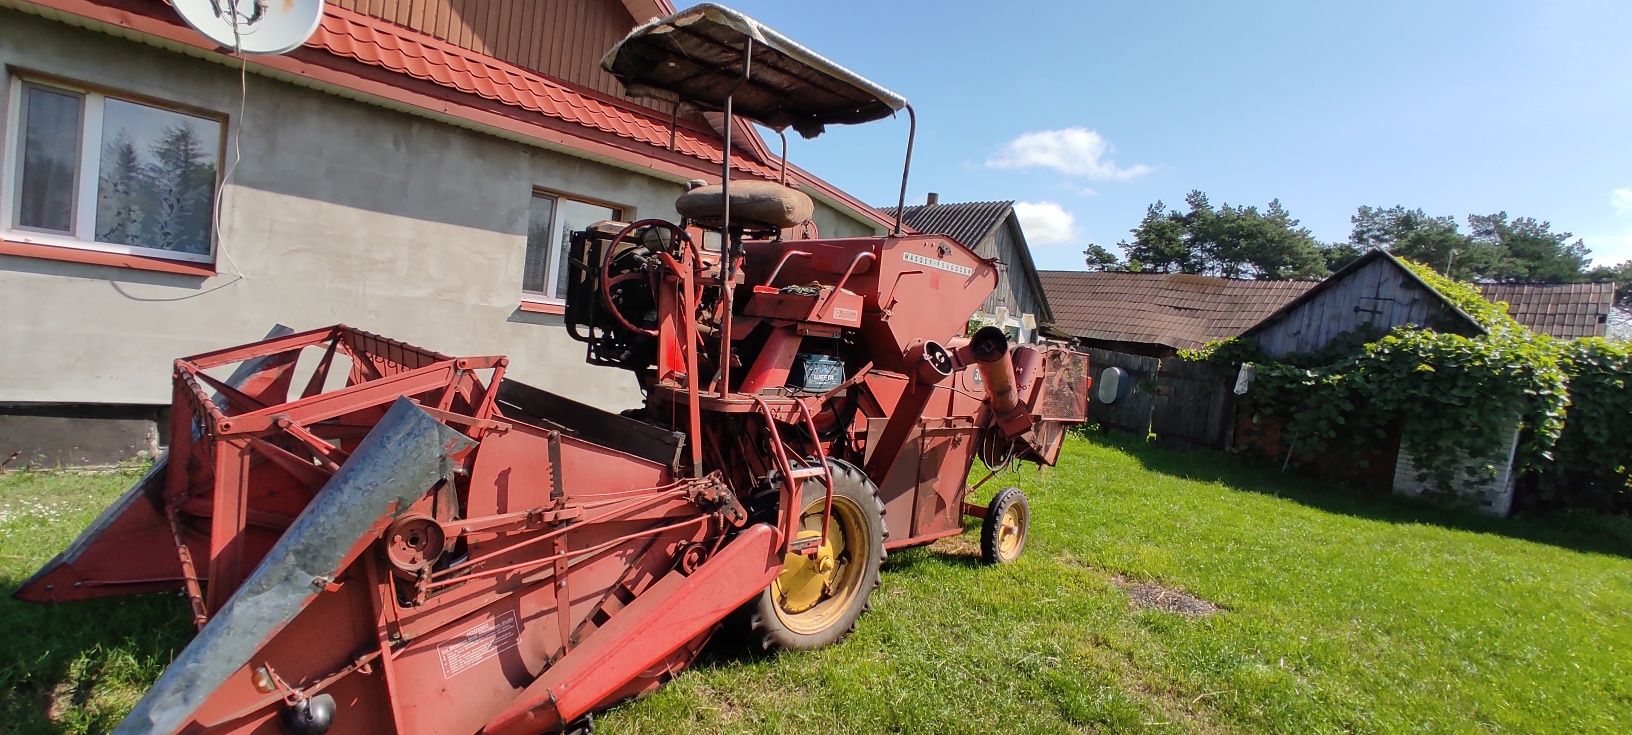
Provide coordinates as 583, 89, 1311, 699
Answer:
144, 123, 216, 254
95, 132, 148, 245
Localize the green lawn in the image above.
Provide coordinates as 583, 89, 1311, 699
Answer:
4, 435, 1631, 733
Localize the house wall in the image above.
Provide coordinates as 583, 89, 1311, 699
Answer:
0, 11, 640, 411
0, 11, 873, 429
810, 200, 878, 239
1250, 257, 1475, 358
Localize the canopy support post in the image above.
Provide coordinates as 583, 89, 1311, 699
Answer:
778, 129, 789, 186
715, 36, 754, 394
892, 103, 917, 236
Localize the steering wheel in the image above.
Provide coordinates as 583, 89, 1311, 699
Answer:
598, 219, 692, 337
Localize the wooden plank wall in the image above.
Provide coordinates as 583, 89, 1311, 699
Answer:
333, 0, 637, 100
981, 219, 1046, 323
1085, 347, 1235, 449
1149, 357, 1235, 449
1252, 258, 1461, 358
1085, 347, 1158, 435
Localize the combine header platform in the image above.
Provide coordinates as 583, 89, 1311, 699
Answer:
17, 5, 1089, 733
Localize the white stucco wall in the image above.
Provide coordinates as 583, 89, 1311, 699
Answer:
0, 10, 879, 410
809, 195, 883, 239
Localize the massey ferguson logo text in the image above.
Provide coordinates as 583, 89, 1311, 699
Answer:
902, 251, 974, 276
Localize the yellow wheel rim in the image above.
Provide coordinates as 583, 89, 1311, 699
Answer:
772, 494, 867, 635
996, 503, 1025, 560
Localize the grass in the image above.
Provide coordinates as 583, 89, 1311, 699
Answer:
4, 435, 1631, 733
0, 467, 191, 735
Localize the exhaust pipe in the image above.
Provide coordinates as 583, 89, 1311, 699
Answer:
969, 326, 1033, 437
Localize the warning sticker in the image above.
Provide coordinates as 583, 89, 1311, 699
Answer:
437, 610, 520, 679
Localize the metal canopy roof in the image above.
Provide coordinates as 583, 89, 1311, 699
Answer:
600, 3, 907, 138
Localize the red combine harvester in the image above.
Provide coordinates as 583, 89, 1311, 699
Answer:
16, 5, 1089, 733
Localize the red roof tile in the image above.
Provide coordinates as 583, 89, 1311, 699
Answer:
19, 0, 900, 229
311, 5, 780, 180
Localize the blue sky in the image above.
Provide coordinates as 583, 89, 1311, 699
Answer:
703, 0, 1632, 271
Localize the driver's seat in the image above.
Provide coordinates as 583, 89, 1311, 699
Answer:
676, 180, 814, 232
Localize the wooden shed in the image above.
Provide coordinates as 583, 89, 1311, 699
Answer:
1241, 249, 1485, 358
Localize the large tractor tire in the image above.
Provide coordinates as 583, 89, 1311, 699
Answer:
750, 459, 886, 652
980, 487, 1030, 565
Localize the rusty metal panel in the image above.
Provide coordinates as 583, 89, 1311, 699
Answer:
333, 0, 637, 99
1038, 348, 1089, 422
115, 399, 475, 735
914, 425, 975, 539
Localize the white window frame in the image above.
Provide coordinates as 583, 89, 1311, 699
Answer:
520, 189, 624, 304
1, 74, 224, 264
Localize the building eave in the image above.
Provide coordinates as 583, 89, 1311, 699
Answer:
4, 0, 888, 228
1001, 213, 1054, 323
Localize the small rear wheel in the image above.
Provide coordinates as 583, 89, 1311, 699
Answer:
750, 460, 885, 652
980, 487, 1029, 565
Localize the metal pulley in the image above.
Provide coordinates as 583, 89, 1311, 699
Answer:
383, 514, 447, 576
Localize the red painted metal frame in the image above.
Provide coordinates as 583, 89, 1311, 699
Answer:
19, 221, 1091, 733
13, 3, 1100, 730
20, 325, 507, 620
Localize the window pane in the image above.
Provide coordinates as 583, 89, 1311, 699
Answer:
17, 85, 82, 232
522, 195, 557, 294
95, 97, 221, 255
552, 199, 620, 297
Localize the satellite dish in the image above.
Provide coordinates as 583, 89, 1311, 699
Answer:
173, 0, 325, 55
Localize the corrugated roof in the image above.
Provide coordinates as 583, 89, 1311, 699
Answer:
1039, 271, 1317, 351
1476, 282, 1614, 339
892, 201, 1013, 249
886, 200, 1052, 321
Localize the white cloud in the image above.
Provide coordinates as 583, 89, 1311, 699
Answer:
1612, 187, 1632, 216
1582, 231, 1632, 266
986, 127, 1152, 181
1013, 201, 1076, 245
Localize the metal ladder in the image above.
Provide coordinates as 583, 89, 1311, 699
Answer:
748, 396, 836, 554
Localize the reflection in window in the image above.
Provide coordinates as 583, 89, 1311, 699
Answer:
553, 199, 619, 297
522, 192, 621, 301
6, 78, 223, 262
17, 85, 83, 233
94, 98, 220, 255
521, 195, 556, 294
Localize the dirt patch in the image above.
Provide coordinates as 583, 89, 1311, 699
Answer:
45, 679, 80, 723
1111, 575, 1221, 617
928, 534, 980, 560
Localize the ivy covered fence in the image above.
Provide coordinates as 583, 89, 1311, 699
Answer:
1183, 260, 1631, 512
